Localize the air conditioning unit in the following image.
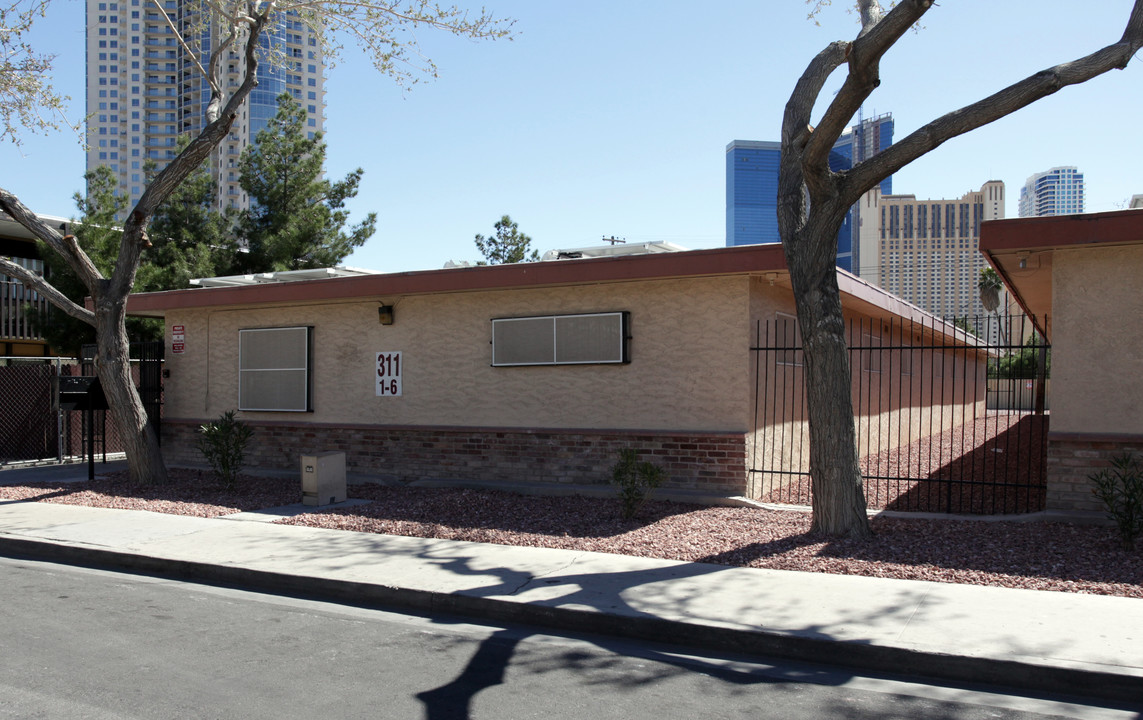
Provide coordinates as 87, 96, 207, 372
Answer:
300, 451, 346, 506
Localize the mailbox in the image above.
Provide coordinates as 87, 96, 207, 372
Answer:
59, 376, 109, 412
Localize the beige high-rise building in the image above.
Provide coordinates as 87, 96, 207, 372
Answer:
857, 181, 1005, 321
85, 0, 326, 215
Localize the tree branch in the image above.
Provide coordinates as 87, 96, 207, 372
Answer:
150, 0, 212, 85
0, 186, 103, 289
779, 41, 850, 218
804, 0, 933, 173
108, 3, 270, 298
0, 255, 95, 325
843, 2, 1143, 205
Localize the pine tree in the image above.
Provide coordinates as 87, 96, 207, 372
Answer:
27, 167, 163, 355
140, 137, 233, 290
233, 93, 376, 274
474, 215, 539, 264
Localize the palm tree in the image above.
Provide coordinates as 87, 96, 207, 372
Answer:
978, 267, 1006, 347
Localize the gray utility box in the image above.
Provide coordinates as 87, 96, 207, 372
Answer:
301, 451, 347, 506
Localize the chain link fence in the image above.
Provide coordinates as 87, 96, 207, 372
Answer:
0, 356, 131, 466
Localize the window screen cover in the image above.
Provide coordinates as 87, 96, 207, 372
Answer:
239, 326, 312, 411
492, 312, 629, 366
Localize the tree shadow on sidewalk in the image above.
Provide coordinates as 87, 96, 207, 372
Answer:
407, 548, 938, 720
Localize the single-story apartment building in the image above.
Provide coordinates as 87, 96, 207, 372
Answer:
126, 243, 987, 498
980, 209, 1143, 513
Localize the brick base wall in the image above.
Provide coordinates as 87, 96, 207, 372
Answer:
164, 419, 749, 495
1046, 433, 1143, 512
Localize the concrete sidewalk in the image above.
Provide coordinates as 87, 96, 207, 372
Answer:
0, 461, 1141, 704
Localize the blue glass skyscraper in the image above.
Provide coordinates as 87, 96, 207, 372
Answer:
725, 140, 780, 248
726, 113, 894, 273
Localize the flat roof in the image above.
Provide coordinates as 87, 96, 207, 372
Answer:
127, 244, 789, 317
124, 242, 974, 345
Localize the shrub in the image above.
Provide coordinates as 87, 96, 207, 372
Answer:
196, 410, 254, 490
612, 449, 666, 520
1090, 454, 1143, 550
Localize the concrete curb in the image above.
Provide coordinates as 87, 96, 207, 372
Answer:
1, 534, 1139, 705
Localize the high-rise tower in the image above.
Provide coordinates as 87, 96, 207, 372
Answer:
856, 180, 1006, 320
85, 0, 326, 215
1018, 166, 1084, 217
726, 112, 894, 273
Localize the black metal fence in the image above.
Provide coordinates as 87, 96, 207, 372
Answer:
0, 341, 163, 465
750, 313, 1049, 514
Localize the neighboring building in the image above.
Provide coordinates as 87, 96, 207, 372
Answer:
726, 113, 894, 273
85, 0, 326, 215
725, 140, 780, 249
1018, 166, 1084, 217
125, 244, 985, 499
855, 181, 1006, 321
980, 210, 1143, 514
1129, 194, 1143, 209
0, 212, 70, 357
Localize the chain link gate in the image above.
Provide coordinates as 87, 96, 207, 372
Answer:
0, 341, 164, 466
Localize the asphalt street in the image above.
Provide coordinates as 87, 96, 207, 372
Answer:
0, 557, 1135, 720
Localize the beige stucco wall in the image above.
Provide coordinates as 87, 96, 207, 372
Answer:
1051, 244, 1143, 435
164, 275, 753, 432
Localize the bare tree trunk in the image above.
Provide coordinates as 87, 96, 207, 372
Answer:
94, 297, 168, 485
785, 212, 873, 539
773, 0, 1142, 538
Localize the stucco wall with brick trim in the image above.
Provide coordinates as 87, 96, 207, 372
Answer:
1046, 432, 1143, 512
1051, 244, 1143, 435
164, 419, 750, 495
163, 274, 752, 433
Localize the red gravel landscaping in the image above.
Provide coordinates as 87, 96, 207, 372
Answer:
0, 468, 300, 517
3, 468, 1138, 599
761, 413, 1048, 514
279, 483, 1142, 598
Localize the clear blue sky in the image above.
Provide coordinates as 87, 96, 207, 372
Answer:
3, 1, 1141, 274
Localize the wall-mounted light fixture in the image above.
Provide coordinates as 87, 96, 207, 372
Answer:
1017, 252, 1029, 269
378, 305, 395, 325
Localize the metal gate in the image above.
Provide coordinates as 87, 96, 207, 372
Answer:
0, 341, 163, 466
750, 313, 1049, 514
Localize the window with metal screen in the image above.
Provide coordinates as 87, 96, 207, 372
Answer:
492, 312, 629, 366
238, 326, 312, 411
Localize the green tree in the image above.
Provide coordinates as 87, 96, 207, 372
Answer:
1, 1, 512, 485
28, 167, 160, 355
778, 1, 1142, 537
474, 215, 539, 264
30, 158, 228, 355
991, 332, 1051, 379
232, 93, 376, 274
140, 137, 233, 291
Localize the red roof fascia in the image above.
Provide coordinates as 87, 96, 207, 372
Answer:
126, 243, 789, 314
980, 209, 1143, 252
